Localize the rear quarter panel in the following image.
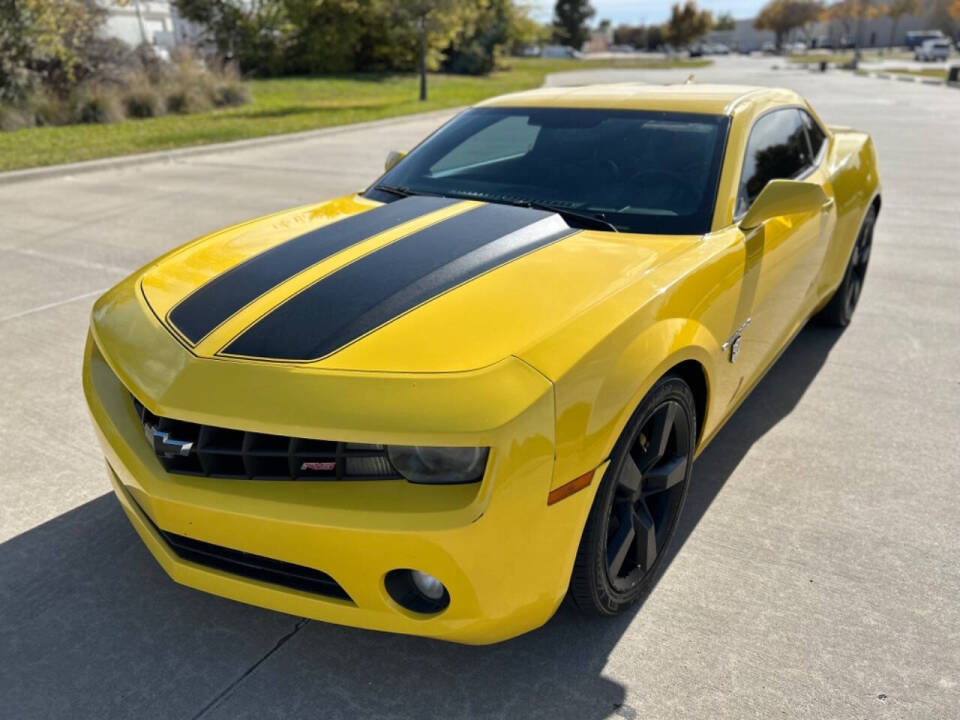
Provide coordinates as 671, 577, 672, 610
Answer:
818, 127, 881, 299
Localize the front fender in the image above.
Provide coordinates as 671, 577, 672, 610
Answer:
546, 317, 722, 491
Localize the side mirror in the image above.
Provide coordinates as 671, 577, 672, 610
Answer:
740, 179, 827, 230
384, 150, 406, 172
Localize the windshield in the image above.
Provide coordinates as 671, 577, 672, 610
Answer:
368, 107, 730, 235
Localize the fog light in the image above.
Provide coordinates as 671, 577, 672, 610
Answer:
384, 569, 450, 614
411, 570, 444, 600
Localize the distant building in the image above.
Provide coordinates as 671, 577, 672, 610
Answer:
101, 1, 205, 51
585, 25, 615, 53
703, 13, 934, 52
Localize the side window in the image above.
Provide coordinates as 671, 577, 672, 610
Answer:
737, 109, 811, 215
429, 116, 538, 175
801, 111, 826, 160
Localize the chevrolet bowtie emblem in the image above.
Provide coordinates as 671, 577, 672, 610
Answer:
144, 422, 194, 457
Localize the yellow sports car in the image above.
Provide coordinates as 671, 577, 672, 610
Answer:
84, 84, 880, 644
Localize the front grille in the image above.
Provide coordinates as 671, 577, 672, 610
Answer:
132, 396, 398, 481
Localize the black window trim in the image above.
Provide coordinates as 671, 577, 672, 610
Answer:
799, 108, 829, 168
733, 104, 829, 222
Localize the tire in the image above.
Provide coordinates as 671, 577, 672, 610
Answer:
815, 204, 877, 328
569, 374, 696, 615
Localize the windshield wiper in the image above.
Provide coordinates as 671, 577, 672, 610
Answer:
372, 184, 415, 198
372, 186, 619, 232
512, 199, 620, 233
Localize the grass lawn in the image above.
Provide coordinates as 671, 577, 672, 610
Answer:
0, 57, 709, 172
787, 50, 914, 64
882, 67, 948, 79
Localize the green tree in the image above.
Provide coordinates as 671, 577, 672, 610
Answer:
929, 0, 958, 39
754, 0, 822, 49
444, 0, 512, 75
0, 0, 106, 101
552, 0, 595, 49
714, 11, 736, 30
384, 0, 480, 100
613, 24, 648, 48
506, 6, 552, 51
646, 24, 665, 49
664, 1, 713, 47
173, 0, 294, 75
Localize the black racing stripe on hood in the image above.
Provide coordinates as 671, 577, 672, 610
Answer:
168, 195, 459, 344
221, 203, 574, 362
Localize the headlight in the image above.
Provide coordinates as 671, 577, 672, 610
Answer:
386, 446, 488, 484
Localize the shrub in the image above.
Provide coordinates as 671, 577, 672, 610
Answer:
75, 86, 125, 124
0, 45, 251, 132
122, 84, 165, 118
29, 92, 74, 126
444, 41, 498, 75
0, 104, 35, 131
165, 83, 213, 114
212, 80, 250, 107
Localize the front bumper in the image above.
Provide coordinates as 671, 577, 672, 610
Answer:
83, 310, 603, 643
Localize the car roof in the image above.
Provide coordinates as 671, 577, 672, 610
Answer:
476, 83, 804, 116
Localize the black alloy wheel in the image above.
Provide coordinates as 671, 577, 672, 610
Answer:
570, 374, 696, 615
817, 205, 877, 327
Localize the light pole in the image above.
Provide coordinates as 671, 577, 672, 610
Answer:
132, 0, 149, 46
853, 0, 865, 67
418, 12, 427, 102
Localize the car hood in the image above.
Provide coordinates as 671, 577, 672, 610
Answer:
135, 194, 692, 374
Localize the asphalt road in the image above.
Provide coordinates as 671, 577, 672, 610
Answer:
1, 56, 958, 719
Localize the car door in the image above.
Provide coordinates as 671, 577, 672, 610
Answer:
730, 107, 834, 384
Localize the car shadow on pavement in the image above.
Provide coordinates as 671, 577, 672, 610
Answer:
0, 325, 843, 720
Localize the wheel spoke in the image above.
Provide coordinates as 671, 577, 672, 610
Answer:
639, 402, 677, 471
604, 397, 689, 588
617, 453, 644, 500
606, 502, 636, 578
634, 504, 658, 571
642, 455, 688, 496
848, 277, 861, 307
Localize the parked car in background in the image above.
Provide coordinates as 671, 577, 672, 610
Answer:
915, 39, 951, 61
761, 41, 777, 54
712, 43, 731, 55
906, 29, 946, 49
542, 45, 582, 59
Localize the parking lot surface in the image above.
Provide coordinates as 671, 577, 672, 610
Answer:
1, 56, 958, 719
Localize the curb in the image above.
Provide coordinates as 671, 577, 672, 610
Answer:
787, 61, 958, 89
851, 67, 959, 89
0, 107, 461, 187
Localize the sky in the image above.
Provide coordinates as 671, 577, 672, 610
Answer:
528, 0, 767, 26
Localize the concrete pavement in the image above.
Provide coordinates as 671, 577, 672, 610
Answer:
1, 56, 958, 719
